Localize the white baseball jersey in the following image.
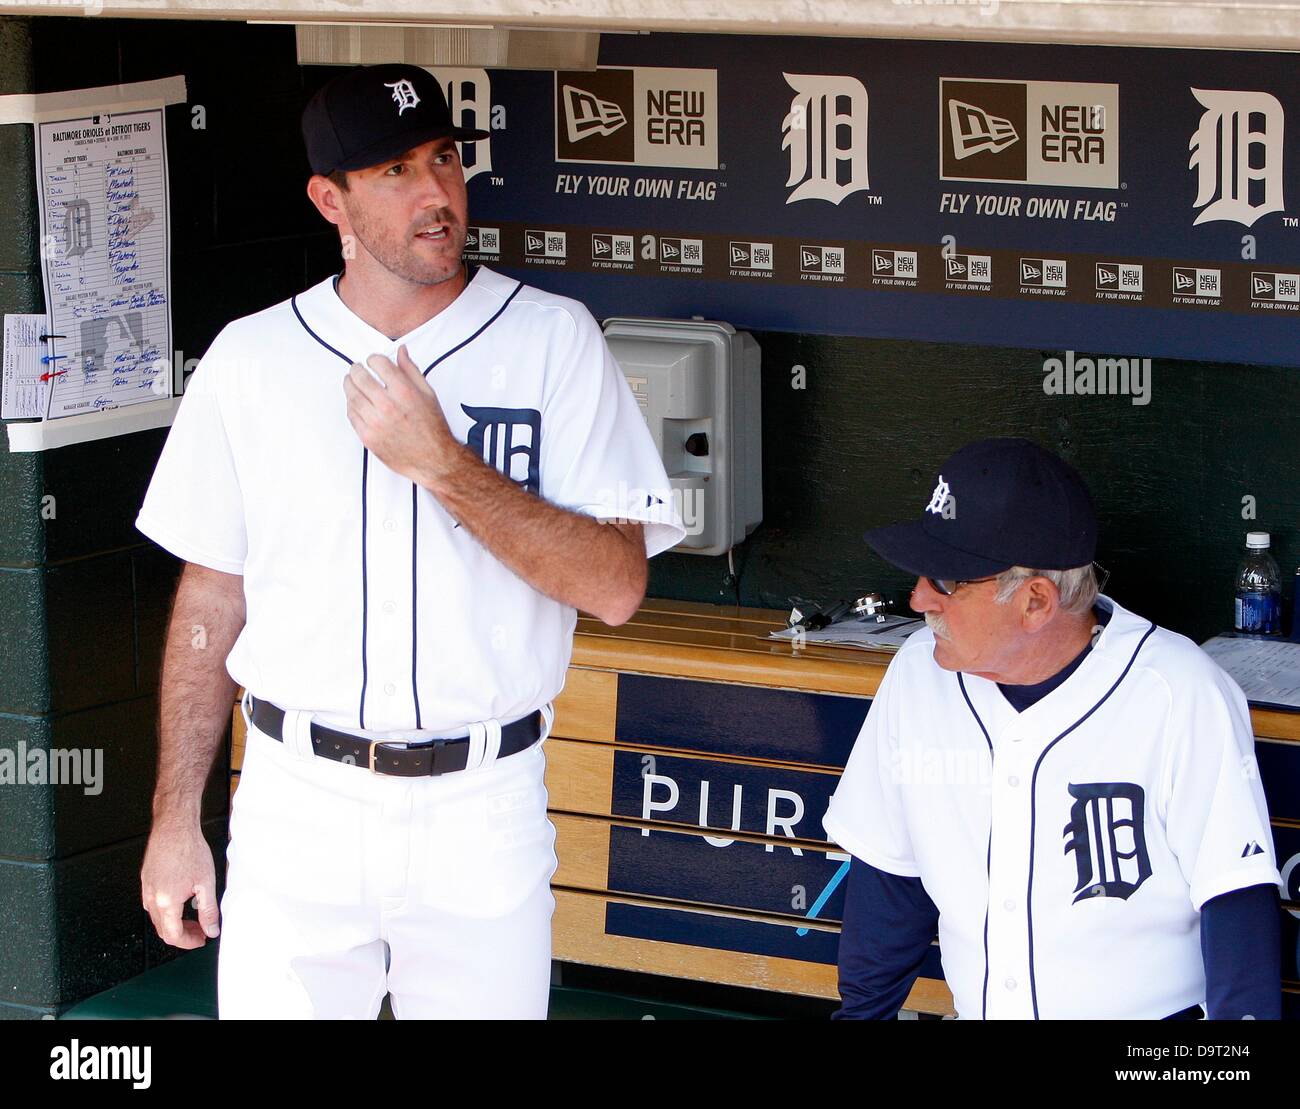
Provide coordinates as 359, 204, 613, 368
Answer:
823, 595, 1282, 1020
136, 265, 685, 733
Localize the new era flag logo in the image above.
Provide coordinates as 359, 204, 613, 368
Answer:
948, 99, 1019, 159
562, 84, 627, 142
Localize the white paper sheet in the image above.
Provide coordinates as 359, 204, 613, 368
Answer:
1202, 635, 1300, 709
2, 313, 52, 419
767, 615, 926, 653
35, 107, 172, 418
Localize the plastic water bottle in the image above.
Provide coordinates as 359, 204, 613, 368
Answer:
1235, 532, 1281, 635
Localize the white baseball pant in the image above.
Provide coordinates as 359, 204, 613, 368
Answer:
217, 695, 559, 1019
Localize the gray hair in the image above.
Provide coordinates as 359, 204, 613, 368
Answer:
993, 564, 1098, 616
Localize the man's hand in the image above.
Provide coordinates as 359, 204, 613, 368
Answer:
342, 344, 468, 489
343, 344, 648, 624
141, 814, 220, 948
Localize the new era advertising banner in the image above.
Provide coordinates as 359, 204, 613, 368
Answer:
435, 35, 1300, 367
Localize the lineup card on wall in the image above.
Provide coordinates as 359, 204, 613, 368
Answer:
35, 108, 172, 419
433, 36, 1300, 368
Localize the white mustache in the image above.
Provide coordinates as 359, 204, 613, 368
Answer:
926, 612, 950, 640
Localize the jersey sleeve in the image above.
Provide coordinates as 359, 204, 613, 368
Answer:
539, 305, 685, 559
1161, 659, 1282, 910
822, 656, 921, 877
134, 328, 247, 575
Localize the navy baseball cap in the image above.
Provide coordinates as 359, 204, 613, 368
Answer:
864, 438, 1097, 580
302, 63, 489, 176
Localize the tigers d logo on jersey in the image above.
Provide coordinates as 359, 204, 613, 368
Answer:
1063, 782, 1152, 902
462, 405, 541, 495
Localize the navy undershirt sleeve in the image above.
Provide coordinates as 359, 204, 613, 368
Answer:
834, 856, 941, 1020
1201, 883, 1282, 1020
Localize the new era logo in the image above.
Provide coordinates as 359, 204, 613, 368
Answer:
525, 230, 566, 258
729, 241, 773, 270
945, 254, 991, 283
1171, 267, 1219, 297
465, 226, 499, 254
591, 233, 633, 261
873, 250, 894, 274
1020, 258, 1066, 288
659, 237, 702, 265
1251, 271, 1300, 301
1095, 262, 1143, 292
948, 98, 1019, 159
562, 84, 628, 142
800, 245, 845, 274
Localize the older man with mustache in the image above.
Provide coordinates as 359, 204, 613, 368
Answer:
823, 437, 1283, 1020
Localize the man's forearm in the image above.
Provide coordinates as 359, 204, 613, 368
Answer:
419, 443, 646, 624
835, 857, 941, 1020
153, 565, 246, 825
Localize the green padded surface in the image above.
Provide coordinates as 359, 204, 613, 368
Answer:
62, 945, 220, 1020
60, 944, 765, 1020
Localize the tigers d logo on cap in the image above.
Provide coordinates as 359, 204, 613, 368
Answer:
925, 476, 955, 519
863, 437, 1098, 581
384, 78, 421, 115
301, 63, 489, 176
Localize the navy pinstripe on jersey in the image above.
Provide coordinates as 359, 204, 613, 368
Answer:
291, 273, 524, 729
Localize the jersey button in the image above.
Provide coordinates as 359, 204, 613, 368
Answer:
1003, 898, 1016, 912
383, 518, 397, 532
1004, 977, 1017, 991
382, 600, 396, 614
384, 682, 396, 696
1007, 774, 1020, 787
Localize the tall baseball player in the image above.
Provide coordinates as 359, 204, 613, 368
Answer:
136, 63, 684, 1019
824, 438, 1283, 1020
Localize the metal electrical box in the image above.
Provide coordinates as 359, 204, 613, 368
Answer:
602, 317, 762, 556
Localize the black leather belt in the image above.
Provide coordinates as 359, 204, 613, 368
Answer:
248, 696, 542, 777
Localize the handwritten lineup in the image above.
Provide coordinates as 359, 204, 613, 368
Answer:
36, 108, 172, 419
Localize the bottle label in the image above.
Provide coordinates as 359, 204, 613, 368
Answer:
1236, 591, 1281, 634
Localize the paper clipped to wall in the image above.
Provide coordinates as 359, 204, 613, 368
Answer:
35, 107, 172, 419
